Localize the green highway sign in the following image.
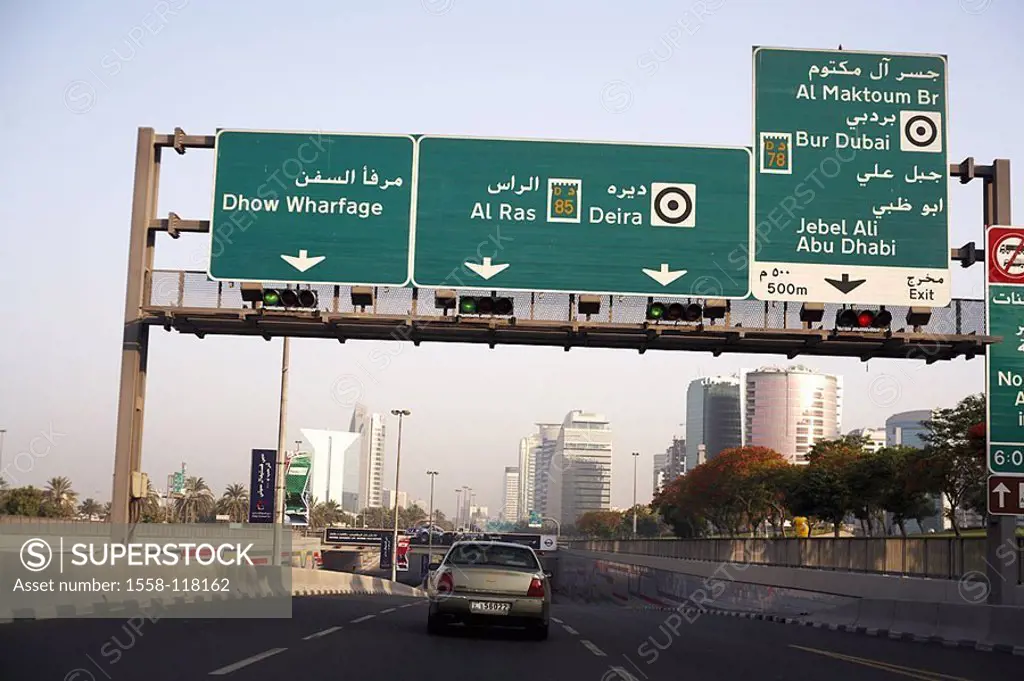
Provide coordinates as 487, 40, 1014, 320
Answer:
208, 130, 415, 286
751, 47, 950, 306
987, 226, 1024, 476
411, 136, 752, 298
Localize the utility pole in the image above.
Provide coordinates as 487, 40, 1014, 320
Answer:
426, 470, 438, 557
454, 488, 463, 529
631, 451, 640, 537
389, 409, 410, 582
272, 337, 290, 567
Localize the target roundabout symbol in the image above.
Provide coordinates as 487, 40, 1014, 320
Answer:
899, 110, 943, 153
650, 182, 696, 227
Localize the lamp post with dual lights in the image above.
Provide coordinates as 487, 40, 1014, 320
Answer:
632, 451, 640, 537
389, 409, 410, 582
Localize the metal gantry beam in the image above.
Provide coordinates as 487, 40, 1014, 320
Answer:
109, 128, 1009, 558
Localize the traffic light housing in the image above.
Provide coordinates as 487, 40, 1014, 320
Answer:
458, 296, 514, 316
241, 283, 319, 309
835, 307, 892, 329
646, 301, 703, 322
262, 288, 319, 309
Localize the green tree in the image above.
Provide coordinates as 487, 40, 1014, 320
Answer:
217, 483, 250, 523
140, 480, 165, 523
175, 476, 214, 523
3, 486, 46, 517
78, 498, 102, 519
576, 510, 624, 539
44, 476, 78, 518
309, 499, 342, 531
877, 446, 937, 536
800, 437, 864, 537
620, 505, 661, 537
918, 394, 986, 537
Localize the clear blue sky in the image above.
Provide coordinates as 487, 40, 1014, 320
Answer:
1, 0, 1021, 515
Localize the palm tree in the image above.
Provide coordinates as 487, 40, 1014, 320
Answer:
140, 480, 165, 523
102, 502, 111, 521
174, 477, 214, 523
217, 483, 249, 522
78, 498, 102, 519
309, 499, 342, 530
45, 476, 78, 518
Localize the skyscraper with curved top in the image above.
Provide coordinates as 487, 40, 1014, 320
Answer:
741, 366, 843, 464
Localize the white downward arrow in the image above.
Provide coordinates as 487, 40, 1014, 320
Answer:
465, 256, 510, 280
281, 249, 326, 273
993, 482, 1010, 507
642, 263, 687, 286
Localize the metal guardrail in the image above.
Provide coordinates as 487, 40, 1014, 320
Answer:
575, 537, 1024, 584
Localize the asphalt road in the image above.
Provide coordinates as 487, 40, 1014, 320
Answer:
1, 596, 1021, 680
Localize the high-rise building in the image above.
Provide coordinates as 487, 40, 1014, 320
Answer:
301, 429, 361, 512
532, 423, 561, 519
742, 366, 843, 464
503, 467, 520, 522
653, 437, 686, 494
350, 405, 386, 511
685, 376, 742, 471
517, 434, 540, 520
885, 410, 932, 448
553, 410, 613, 526
382, 488, 407, 510
848, 427, 887, 452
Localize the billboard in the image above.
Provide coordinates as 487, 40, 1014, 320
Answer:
247, 448, 277, 523
284, 452, 313, 526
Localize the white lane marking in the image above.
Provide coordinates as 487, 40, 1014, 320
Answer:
350, 614, 375, 624
208, 648, 287, 675
581, 640, 606, 657
380, 608, 396, 614
562, 625, 579, 635
551, 617, 564, 624
302, 626, 342, 640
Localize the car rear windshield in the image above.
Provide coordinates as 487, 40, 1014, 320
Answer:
445, 543, 540, 569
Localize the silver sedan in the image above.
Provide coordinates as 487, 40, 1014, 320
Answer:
425, 540, 551, 640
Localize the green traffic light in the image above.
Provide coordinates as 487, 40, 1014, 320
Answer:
647, 303, 666, 319
264, 290, 281, 306
460, 298, 477, 314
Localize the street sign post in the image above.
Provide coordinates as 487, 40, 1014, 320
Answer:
987, 225, 1024, 476
209, 130, 415, 286
751, 47, 950, 306
412, 135, 752, 298
987, 475, 1024, 516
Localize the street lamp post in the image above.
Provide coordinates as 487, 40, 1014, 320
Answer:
426, 470, 438, 556
632, 451, 640, 538
0, 429, 6, 481
454, 489, 462, 529
389, 409, 411, 582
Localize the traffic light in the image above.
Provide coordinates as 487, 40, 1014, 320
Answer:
458, 296, 514, 316
646, 301, 702, 322
835, 307, 893, 329
240, 283, 319, 309
262, 288, 319, 309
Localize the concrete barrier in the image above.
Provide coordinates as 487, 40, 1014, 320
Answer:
849, 598, 895, 635
888, 600, 939, 641
986, 605, 1024, 653
290, 568, 424, 598
935, 602, 990, 646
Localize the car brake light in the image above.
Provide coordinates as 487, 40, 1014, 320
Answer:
527, 577, 544, 597
438, 571, 454, 593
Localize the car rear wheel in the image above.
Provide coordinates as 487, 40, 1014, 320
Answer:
529, 622, 548, 641
427, 614, 445, 636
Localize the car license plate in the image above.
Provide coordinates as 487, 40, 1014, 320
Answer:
469, 601, 511, 615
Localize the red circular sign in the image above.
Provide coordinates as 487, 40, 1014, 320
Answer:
989, 228, 1024, 283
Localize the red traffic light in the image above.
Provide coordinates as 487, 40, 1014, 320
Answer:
857, 311, 875, 327
836, 308, 892, 329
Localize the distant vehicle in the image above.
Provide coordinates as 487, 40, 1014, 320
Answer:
425, 540, 550, 640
